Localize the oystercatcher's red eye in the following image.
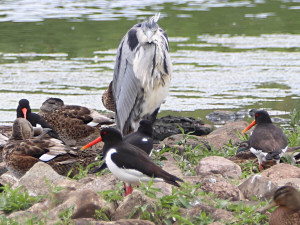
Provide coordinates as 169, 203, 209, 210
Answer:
103, 131, 107, 135
255, 113, 258, 117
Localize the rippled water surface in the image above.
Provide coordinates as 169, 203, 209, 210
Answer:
0, 0, 300, 125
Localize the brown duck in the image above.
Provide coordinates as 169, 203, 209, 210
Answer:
102, 81, 115, 112
258, 186, 300, 225
3, 118, 98, 178
38, 97, 114, 146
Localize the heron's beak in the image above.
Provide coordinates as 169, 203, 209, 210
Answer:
242, 120, 256, 133
22, 108, 27, 119
81, 136, 102, 150
146, 30, 153, 43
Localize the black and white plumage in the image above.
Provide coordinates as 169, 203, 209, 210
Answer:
240, 110, 288, 171
123, 119, 153, 155
81, 120, 154, 173
113, 13, 172, 135
82, 127, 182, 196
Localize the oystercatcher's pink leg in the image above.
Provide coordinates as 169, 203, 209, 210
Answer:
125, 185, 133, 196
259, 163, 263, 171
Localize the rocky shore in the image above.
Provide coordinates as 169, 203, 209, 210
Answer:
0, 113, 299, 224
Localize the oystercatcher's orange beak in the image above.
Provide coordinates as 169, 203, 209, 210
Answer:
22, 108, 28, 119
242, 120, 256, 133
81, 136, 102, 150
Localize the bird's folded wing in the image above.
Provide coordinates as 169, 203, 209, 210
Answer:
113, 31, 141, 133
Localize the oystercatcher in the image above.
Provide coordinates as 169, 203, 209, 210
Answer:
3, 118, 98, 178
123, 120, 153, 155
240, 110, 288, 171
38, 97, 114, 146
82, 120, 154, 174
17, 99, 62, 141
82, 127, 183, 196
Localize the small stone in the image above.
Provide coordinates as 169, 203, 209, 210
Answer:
196, 156, 242, 179
113, 189, 157, 220
238, 174, 278, 200
0, 172, 18, 187
199, 174, 244, 201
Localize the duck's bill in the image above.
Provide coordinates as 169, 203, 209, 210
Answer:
81, 137, 102, 150
22, 108, 27, 119
242, 120, 256, 133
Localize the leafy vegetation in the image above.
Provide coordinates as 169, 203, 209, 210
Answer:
56, 206, 74, 225
2, 110, 300, 224
0, 184, 42, 213
67, 160, 104, 180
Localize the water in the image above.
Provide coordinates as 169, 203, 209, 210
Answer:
0, 0, 300, 125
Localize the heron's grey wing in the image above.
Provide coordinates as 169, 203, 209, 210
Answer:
113, 31, 140, 134
116, 61, 140, 134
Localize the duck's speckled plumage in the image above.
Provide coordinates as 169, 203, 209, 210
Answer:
38, 98, 114, 146
269, 186, 300, 225
258, 186, 300, 225
3, 118, 98, 178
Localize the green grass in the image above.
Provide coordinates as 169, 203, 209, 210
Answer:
0, 215, 48, 225
0, 184, 43, 213
3, 109, 300, 224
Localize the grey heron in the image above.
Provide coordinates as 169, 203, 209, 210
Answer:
112, 13, 172, 135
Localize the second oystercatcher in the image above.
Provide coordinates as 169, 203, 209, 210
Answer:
17, 99, 62, 141
240, 110, 288, 171
82, 127, 183, 196
123, 120, 153, 155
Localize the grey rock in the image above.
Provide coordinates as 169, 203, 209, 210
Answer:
181, 203, 234, 222
163, 121, 249, 150
51, 189, 111, 220
13, 162, 66, 196
77, 173, 120, 193
261, 163, 300, 181
0, 172, 18, 187
113, 189, 157, 221
202, 121, 249, 150
196, 156, 242, 179
153, 116, 212, 141
162, 134, 210, 150
238, 174, 278, 200
206, 110, 246, 125
0, 162, 8, 176
8, 189, 112, 223
274, 178, 300, 189
200, 174, 244, 201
